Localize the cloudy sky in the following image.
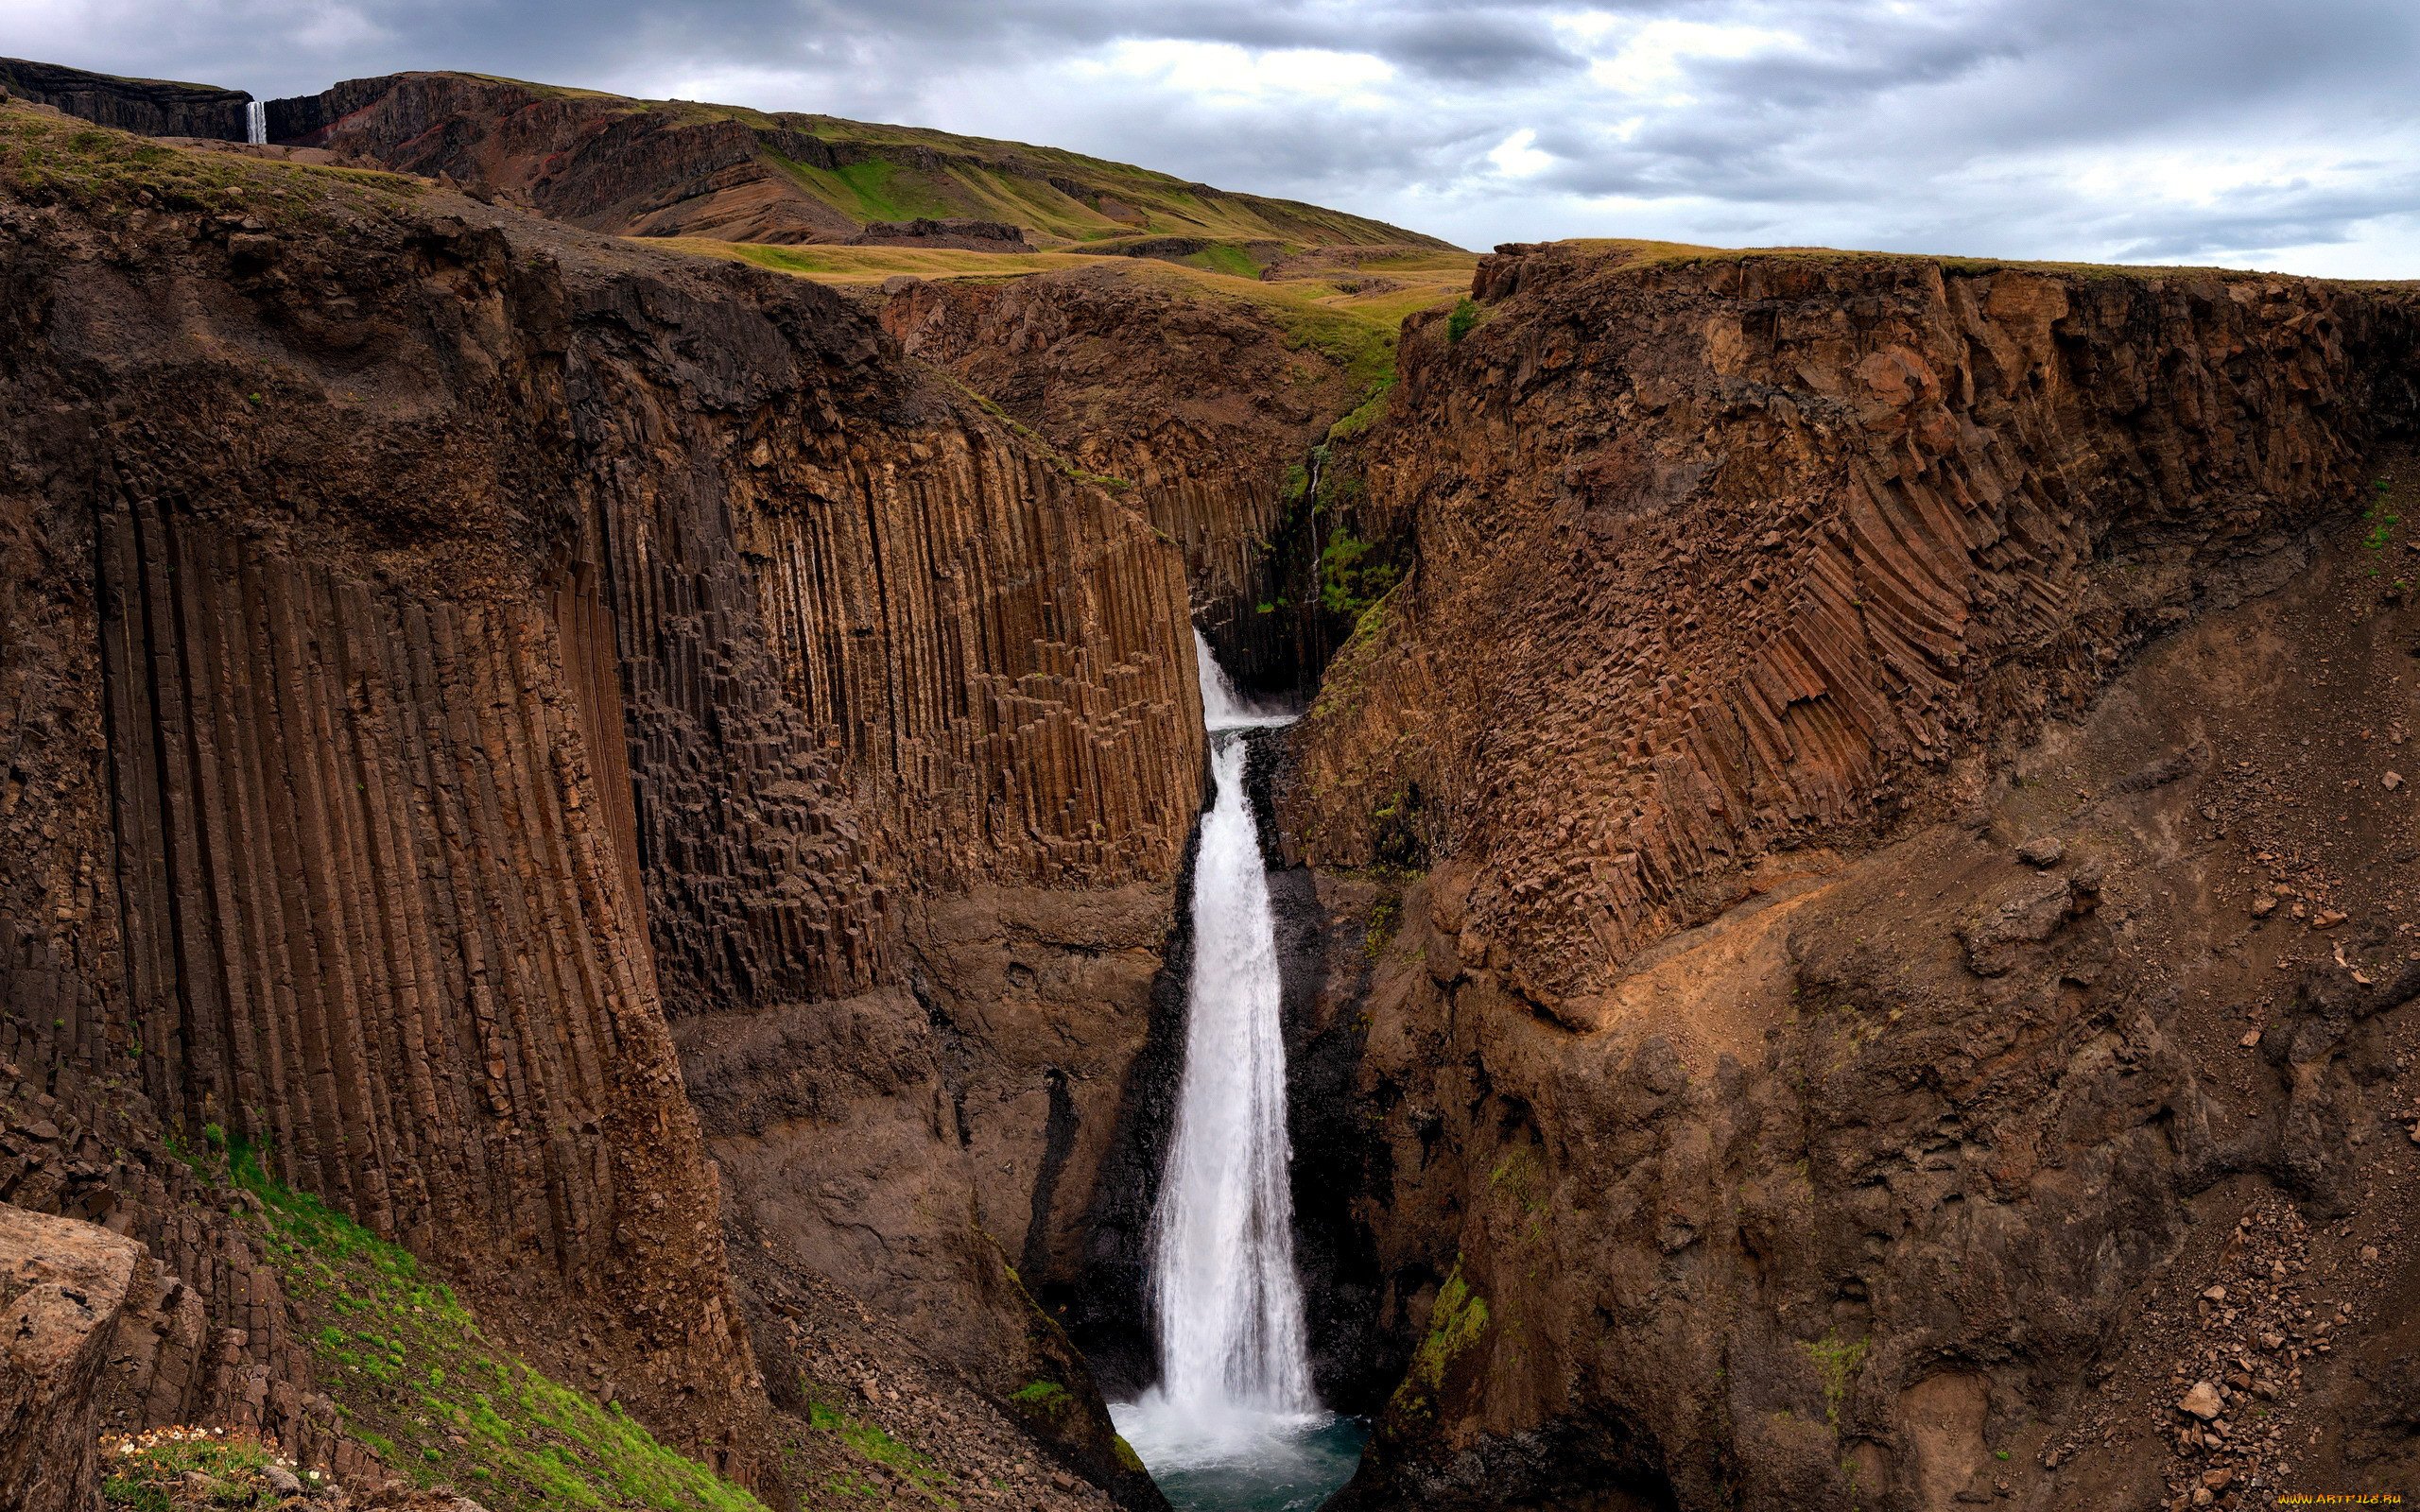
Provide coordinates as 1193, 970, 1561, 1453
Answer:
9, 0, 2417, 275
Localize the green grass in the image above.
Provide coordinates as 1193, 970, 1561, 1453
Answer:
0, 106, 415, 223
200, 1139, 765, 1512
103, 1430, 282, 1511
804, 1395, 954, 1504
1531, 235, 2420, 288
769, 150, 957, 224
1180, 242, 1265, 279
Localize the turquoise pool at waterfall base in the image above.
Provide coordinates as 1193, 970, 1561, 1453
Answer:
1110, 1400, 1369, 1512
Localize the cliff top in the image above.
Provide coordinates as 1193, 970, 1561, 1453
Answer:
1479, 235, 2420, 292
0, 100, 415, 220
0, 55, 250, 102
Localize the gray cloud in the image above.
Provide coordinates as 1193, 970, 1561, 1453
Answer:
6, 0, 2414, 273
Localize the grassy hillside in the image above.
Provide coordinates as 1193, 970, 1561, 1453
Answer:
650, 92, 1443, 247
273, 70, 1455, 252
666, 236, 1476, 392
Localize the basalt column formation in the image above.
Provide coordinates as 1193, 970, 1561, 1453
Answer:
0, 109, 1200, 1508
875, 267, 1362, 694
1277, 246, 2420, 1509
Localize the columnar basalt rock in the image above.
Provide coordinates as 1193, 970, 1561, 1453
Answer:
1278, 244, 2420, 1510
876, 266, 1360, 690
1287, 247, 2420, 1002
0, 111, 1201, 1507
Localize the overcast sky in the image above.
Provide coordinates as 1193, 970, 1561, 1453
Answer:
9, 1, 2416, 275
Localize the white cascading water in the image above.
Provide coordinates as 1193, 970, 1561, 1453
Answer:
1157, 635, 1310, 1415
1113, 633, 1331, 1482
245, 100, 266, 146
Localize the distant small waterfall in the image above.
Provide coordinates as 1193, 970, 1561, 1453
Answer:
1148, 633, 1314, 1415
245, 101, 266, 146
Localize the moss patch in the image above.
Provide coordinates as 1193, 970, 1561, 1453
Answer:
1324, 379, 1393, 443
1007, 1380, 1075, 1422
204, 1142, 764, 1512
1801, 1329, 1870, 1428
1386, 1263, 1490, 1424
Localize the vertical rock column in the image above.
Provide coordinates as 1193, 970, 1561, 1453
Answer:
93, 491, 752, 1427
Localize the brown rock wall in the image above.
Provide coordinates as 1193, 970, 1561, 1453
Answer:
877, 266, 1358, 688
1286, 249, 2420, 1000
0, 112, 1203, 1505
0, 57, 250, 142
0, 1205, 141, 1512
1280, 242, 2420, 1510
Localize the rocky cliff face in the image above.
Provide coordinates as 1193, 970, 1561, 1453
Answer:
876, 266, 1362, 689
0, 58, 251, 142
0, 106, 1200, 1509
0, 1206, 144, 1512
1289, 248, 2415, 997
1276, 244, 2420, 1510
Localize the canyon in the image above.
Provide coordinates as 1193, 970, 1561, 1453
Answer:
1, 60, 2417, 1512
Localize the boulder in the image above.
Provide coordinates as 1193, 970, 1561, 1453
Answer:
0, 1204, 144, 1512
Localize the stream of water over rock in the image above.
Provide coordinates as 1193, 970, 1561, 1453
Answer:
1110, 634, 1366, 1510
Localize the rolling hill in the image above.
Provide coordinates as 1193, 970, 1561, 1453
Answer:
263, 70, 1454, 251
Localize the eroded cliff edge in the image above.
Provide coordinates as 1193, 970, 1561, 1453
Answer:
0, 106, 1199, 1509
1280, 245, 2420, 1509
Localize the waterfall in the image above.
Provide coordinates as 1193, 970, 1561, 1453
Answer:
1109, 636, 1368, 1500
1114, 633, 1319, 1473
246, 101, 266, 146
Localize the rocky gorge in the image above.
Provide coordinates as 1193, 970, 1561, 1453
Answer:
0, 61, 2416, 1512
